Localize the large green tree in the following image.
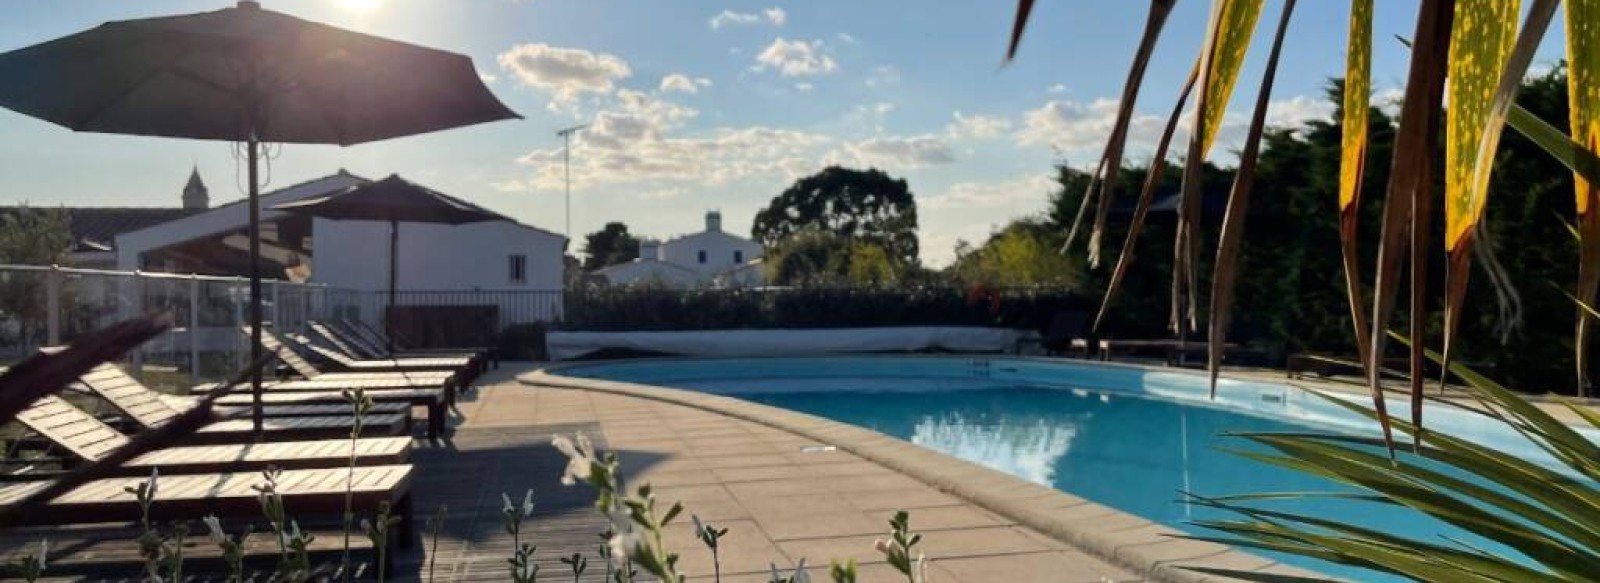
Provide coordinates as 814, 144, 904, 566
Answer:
580, 221, 640, 271
763, 228, 899, 288
0, 206, 72, 348
947, 219, 1080, 288
752, 166, 920, 266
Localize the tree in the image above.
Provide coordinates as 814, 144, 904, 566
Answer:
764, 228, 899, 287
947, 219, 1079, 288
0, 206, 73, 348
580, 222, 640, 271
753, 166, 920, 266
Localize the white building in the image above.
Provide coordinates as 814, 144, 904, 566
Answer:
113, 169, 568, 324
594, 210, 765, 288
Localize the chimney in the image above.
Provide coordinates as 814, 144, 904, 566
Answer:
705, 210, 722, 232
639, 239, 661, 260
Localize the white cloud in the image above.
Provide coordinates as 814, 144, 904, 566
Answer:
710, 7, 786, 29
835, 32, 858, 44
659, 74, 712, 94
497, 43, 632, 110
830, 135, 955, 169
1012, 93, 1336, 166
865, 65, 900, 88
923, 174, 1057, 210
754, 38, 837, 76
1047, 83, 1067, 94
948, 111, 1013, 140
514, 92, 831, 192
794, 82, 815, 92
1264, 95, 1335, 129
478, 72, 498, 84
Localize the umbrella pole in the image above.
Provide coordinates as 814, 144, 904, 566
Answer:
247, 136, 264, 434
388, 219, 398, 352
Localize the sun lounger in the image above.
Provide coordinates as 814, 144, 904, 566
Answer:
292, 333, 474, 373
0, 465, 414, 542
73, 361, 457, 440
339, 317, 493, 360
14, 395, 410, 475
74, 363, 408, 444
254, 328, 460, 387
314, 320, 496, 368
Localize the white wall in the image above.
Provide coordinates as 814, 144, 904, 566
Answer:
595, 260, 700, 289
312, 218, 565, 292
660, 231, 764, 278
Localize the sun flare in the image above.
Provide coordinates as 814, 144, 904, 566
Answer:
335, 0, 383, 14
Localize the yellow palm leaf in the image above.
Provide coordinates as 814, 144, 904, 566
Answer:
1338, 0, 1372, 213
1443, 0, 1521, 251
1569, 0, 1600, 392
1195, 0, 1265, 155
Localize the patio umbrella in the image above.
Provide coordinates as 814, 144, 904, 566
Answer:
0, 1, 519, 432
273, 174, 502, 346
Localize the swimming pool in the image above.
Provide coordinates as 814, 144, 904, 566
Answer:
553, 355, 1570, 580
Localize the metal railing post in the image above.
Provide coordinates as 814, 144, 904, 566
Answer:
189, 273, 200, 389
45, 264, 61, 346
130, 270, 145, 379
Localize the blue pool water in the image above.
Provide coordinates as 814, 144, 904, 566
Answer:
557, 356, 1564, 580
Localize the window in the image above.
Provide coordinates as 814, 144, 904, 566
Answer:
697, 250, 707, 264
508, 254, 527, 284
734, 250, 744, 263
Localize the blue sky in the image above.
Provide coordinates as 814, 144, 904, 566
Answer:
0, 1, 1569, 266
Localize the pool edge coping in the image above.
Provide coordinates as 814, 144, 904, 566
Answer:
519, 368, 1325, 583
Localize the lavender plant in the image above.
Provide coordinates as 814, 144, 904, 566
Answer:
125, 468, 163, 581
11, 539, 46, 582
160, 521, 189, 583
363, 500, 402, 583
560, 551, 587, 583
202, 514, 250, 583
692, 514, 728, 582
502, 489, 538, 582
253, 467, 313, 579
341, 387, 376, 580
768, 558, 810, 583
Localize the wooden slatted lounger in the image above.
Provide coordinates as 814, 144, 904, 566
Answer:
75, 365, 408, 445
338, 318, 493, 362
255, 329, 459, 388
15, 395, 411, 475
0, 465, 415, 547
84, 360, 452, 440
290, 333, 481, 385
312, 320, 496, 369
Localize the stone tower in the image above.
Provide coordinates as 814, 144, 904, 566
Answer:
182, 166, 208, 209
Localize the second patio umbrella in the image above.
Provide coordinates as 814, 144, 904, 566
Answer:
273, 174, 502, 345
0, 1, 518, 432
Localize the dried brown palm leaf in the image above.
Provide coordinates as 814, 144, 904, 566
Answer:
0, 315, 170, 425
1208, 0, 1298, 397
1094, 62, 1200, 332
1339, 0, 1375, 374
1367, 0, 1452, 455
1087, 0, 1178, 269
1174, 0, 1265, 334
1005, 0, 1036, 63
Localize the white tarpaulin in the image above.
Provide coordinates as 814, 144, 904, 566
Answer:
546, 327, 1034, 361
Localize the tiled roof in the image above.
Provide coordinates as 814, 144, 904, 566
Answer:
0, 206, 205, 250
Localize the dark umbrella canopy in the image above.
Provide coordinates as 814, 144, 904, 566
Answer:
0, 1, 519, 143
0, 1, 518, 433
273, 174, 503, 224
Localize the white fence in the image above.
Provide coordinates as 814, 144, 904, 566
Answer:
0, 264, 562, 391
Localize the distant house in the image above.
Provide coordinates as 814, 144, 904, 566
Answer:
594, 210, 766, 288
0, 167, 211, 269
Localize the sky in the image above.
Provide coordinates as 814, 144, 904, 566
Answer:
0, 1, 1571, 267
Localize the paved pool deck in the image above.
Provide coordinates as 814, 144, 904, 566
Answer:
510, 364, 1321, 583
